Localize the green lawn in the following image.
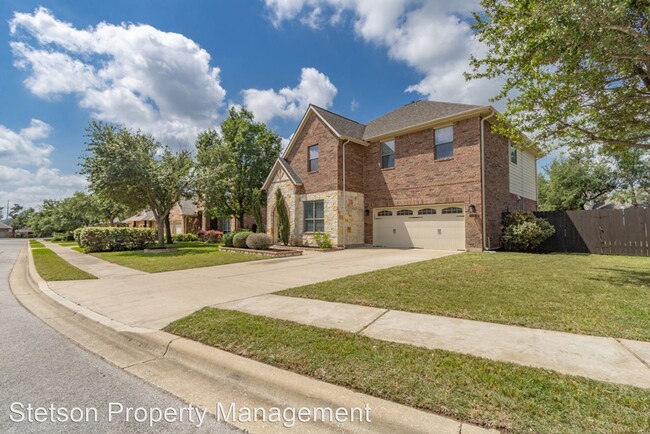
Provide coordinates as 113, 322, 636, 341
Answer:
29, 240, 45, 248
166, 309, 650, 434
89, 243, 265, 272
32, 248, 97, 281
280, 252, 650, 341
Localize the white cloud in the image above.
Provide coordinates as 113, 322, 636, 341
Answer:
10, 7, 226, 146
350, 98, 359, 111
0, 119, 54, 166
242, 67, 337, 123
263, 0, 502, 107
0, 121, 87, 208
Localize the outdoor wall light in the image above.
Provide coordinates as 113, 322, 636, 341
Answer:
467, 203, 477, 214
364, 209, 370, 216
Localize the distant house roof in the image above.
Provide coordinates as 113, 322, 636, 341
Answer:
123, 210, 155, 223
178, 200, 199, 216
0, 221, 11, 230
311, 106, 366, 140
362, 100, 483, 140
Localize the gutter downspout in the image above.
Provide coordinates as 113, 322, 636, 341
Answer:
480, 111, 496, 251
342, 139, 350, 248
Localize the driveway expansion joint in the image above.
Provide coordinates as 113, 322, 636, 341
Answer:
616, 338, 650, 370
356, 309, 390, 334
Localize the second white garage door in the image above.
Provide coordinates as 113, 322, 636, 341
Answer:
373, 205, 465, 250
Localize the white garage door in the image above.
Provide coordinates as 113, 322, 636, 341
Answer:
373, 205, 465, 250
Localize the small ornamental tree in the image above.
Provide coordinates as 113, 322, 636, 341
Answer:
275, 189, 290, 246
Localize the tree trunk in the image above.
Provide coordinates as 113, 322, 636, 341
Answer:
165, 214, 173, 244
238, 214, 245, 231
156, 217, 165, 248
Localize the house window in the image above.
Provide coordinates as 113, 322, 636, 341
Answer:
396, 209, 413, 216
442, 207, 463, 214
510, 142, 518, 164
304, 200, 325, 232
308, 144, 319, 172
435, 126, 454, 160
381, 140, 395, 169
418, 208, 436, 215
377, 210, 392, 217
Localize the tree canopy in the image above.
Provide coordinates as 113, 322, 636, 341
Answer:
468, 0, 650, 152
195, 107, 281, 228
81, 121, 194, 247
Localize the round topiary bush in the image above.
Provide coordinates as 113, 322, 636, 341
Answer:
222, 231, 236, 247
502, 211, 555, 251
246, 233, 273, 250
233, 231, 253, 248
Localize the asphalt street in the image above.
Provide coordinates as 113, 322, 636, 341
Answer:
0, 239, 240, 433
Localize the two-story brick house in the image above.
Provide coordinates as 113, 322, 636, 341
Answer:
262, 100, 538, 251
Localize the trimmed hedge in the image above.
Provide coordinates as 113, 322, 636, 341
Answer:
246, 233, 272, 250
233, 231, 253, 248
78, 227, 157, 253
223, 231, 236, 247
197, 230, 223, 243
173, 233, 199, 242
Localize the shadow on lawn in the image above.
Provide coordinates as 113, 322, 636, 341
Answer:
590, 267, 650, 288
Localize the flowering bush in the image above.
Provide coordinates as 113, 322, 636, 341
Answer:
197, 229, 224, 243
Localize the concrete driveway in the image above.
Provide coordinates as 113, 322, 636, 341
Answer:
49, 247, 459, 329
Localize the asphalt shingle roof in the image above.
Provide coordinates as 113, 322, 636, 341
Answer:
362, 100, 482, 140
311, 106, 366, 140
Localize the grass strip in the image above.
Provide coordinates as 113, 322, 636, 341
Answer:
280, 252, 650, 341
29, 240, 45, 248
89, 244, 264, 272
32, 248, 97, 281
166, 308, 650, 434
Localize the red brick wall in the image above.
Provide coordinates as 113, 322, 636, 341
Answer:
286, 112, 340, 194
340, 142, 364, 193
483, 124, 537, 249
362, 117, 484, 249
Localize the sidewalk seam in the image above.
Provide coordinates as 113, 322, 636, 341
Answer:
356, 309, 389, 334
616, 339, 650, 370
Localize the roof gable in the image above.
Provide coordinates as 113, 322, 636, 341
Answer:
262, 158, 304, 190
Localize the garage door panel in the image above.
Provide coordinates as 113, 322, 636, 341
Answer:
374, 206, 465, 250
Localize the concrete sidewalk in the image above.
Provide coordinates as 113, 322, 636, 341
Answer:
218, 294, 650, 389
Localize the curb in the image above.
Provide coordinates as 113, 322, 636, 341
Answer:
12, 244, 498, 434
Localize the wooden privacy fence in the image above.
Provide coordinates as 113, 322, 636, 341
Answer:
534, 209, 650, 257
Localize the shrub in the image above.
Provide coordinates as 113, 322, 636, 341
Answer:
313, 231, 333, 249
73, 228, 84, 245
53, 231, 74, 241
222, 231, 236, 247
502, 212, 555, 252
233, 231, 253, 248
197, 230, 222, 243
173, 233, 199, 242
246, 233, 272, 250
78, 227, 157, 253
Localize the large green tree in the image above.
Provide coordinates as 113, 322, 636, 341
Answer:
468, 0, 650, 152
538, 151, 617, 210
9, 204, 35, 236
81, 121, 194, 247
609, 148, 650, 206
195, 107, 281, 228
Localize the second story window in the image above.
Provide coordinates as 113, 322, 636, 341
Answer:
381, 140, 395, 169
435, 126, 454, 160
308, 144, 319, 172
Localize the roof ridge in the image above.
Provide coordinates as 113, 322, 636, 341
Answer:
310, 104, 365, 126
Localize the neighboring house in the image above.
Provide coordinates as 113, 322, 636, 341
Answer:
0, 221, 11, 238
262, 100, 538, 251
124, 200, 262, 234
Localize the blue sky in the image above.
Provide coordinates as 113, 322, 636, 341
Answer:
1, 0, 531, 209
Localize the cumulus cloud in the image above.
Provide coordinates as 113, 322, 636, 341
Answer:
263, 0, 501, 107
0, 121, 87, 208
242, 67, 337, 123
10, 7, 226, 145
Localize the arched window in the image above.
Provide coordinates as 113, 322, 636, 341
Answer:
377, 210, 392, 217
418, 208, 436, 215
396, 209, 413, 216
442, 207, 463, 214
